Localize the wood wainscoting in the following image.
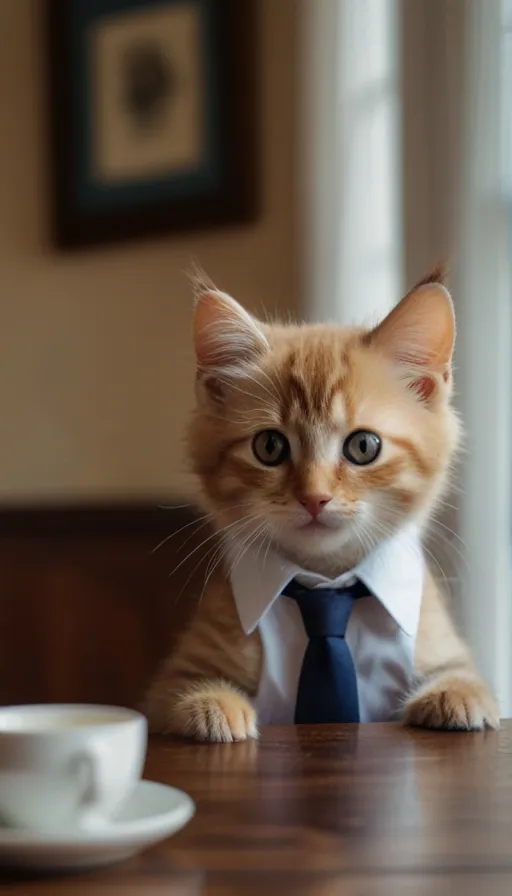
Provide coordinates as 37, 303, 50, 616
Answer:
0, 503, 207, 709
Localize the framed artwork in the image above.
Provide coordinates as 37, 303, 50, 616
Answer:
46, 0, 259, 249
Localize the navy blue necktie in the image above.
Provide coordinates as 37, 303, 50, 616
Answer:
282, 578, 368, 724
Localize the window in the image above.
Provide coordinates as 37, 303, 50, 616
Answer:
301, 0, 402, 322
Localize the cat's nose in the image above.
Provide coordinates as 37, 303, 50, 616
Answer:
299, 494, 332, 518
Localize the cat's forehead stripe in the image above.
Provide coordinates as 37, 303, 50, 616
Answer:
285, 373, 312, 419
278, 342, 350, 422
280, 369, 350, 426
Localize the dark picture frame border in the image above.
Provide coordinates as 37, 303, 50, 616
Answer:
46, 0, 259, 250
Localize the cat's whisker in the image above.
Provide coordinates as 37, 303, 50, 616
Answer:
262, 529, 273, 568
228, 519, 268, 578
201, 540, 229, 591
175, 514, 258, 609
254, 524, 271, 567
215, 380, 277, 419
423, 530, 470, 576
151, 502, 253, 556
219, 413, 279, 431
356, 521, 378, 559
432, 496, 459, 514
151, 510, 218, 555
238, 370, 280, 405
210, 513, 259, 569
169, 513, 262, 609
215, 376, 277, 411
374, 503, 470, 574
176, 502, 254, 553
171, 538, 226, 609
200, 518, 263, 606
166, 511, 262, 580
228, 519, 265, 569
226, 408, 278, 424
238, 524, 268, 567
247, 523, 270, 561
426, 517, 469, 553
371, 507, 466, 580
422, 543, 451, 594
249, 362, 283, 403
157, 502, 195, 511
175, 515, 229, 555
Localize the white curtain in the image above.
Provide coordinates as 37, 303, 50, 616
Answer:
300, 0, 512, 715
299, 0, 402, 324
455, 0, 512, 715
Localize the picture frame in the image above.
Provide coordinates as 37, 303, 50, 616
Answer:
46, 0, 259, 250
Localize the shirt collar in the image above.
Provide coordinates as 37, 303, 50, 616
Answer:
229, 524, 424, 638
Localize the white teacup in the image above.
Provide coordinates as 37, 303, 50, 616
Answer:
0, 704, 147, 831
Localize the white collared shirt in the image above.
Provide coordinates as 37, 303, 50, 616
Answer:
229, 525, 424, 724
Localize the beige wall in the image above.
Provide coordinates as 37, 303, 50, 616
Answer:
0, 0, 299, 503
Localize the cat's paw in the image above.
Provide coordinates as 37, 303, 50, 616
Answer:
403, 672, 500, 731
177, 682, 258, 743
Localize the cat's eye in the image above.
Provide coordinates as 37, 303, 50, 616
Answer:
252, 430, 290, 467
343, 430, 381, 466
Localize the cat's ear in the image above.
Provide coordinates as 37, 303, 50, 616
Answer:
193, 286, 268, 386
366, 267, 455, 402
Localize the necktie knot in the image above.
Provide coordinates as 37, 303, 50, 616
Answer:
282, 578, 368, 638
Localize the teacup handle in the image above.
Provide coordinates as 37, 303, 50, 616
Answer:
71, 743, 108, 826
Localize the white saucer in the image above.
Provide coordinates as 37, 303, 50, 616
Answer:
0, 780, 195, 872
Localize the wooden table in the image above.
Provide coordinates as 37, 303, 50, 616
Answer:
3, 723, 512, 895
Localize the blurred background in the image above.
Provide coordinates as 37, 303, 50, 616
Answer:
0, 1, 510, 719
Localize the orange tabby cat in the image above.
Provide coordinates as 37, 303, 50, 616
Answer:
145, 269, 499, 741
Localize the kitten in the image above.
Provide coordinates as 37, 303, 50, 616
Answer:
145, 269, 499, 741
